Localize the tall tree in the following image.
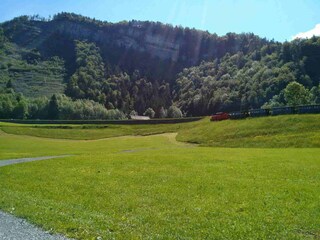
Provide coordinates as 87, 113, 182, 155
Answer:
284, 81, 310, 106
6, 79, 13, 89
48, 94, 59, 119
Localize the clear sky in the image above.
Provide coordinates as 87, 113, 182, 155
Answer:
1, 0, 320, 42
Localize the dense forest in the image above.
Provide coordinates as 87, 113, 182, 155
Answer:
0, 13, 320, 119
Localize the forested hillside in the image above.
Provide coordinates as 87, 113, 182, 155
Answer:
0, 12, 320, 119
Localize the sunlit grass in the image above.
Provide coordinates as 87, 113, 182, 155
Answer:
0, 121, 185, 140
2, 114, 320, 148
0, 133, 319, 239
177, 114, 320, 147
0, 129, 180, 160
1, 115, 320, 239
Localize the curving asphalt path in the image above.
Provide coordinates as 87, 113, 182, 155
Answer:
0, 155, 73, 167
0, 155, 73, 239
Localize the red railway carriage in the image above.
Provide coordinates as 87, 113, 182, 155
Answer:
210, 112, 230, 121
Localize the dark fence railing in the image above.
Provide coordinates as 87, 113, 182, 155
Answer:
229, 104, 320, 119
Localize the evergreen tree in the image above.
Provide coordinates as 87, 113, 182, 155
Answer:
0, 27, 5, 47
48, 94, 59, 119
6, 79, 13, 89
13, 99, 28, 119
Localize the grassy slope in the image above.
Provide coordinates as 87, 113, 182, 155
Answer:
177, 114, 320, 147
0, 128, 181, 159
0, 132, 319, 239
0, 122, 185, 140
2, 114, 320, 147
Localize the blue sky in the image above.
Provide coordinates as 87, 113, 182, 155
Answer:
1, 0, 320, 42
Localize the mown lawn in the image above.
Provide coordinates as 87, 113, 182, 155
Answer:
0, 121, 185, 140
0, 129, 181, 160
0, 129, 320, 239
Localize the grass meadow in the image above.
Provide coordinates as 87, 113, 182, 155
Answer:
0, 115, 320, 239
2, 114, 320, 147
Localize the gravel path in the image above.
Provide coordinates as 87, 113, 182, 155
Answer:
0, 211, 70, 240
0, 155, 73, 167
0, 155, 73, 239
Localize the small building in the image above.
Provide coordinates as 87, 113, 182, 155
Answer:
129, 115, 150, 120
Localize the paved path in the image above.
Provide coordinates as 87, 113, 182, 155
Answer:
0, 155, 73, 239
0, 155, 73, 167
0, 211, 70, 240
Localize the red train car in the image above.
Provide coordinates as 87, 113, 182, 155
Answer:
210, 112, 230, 121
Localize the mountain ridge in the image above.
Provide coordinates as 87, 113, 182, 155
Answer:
1, 13, 271, 80
0, 12, 320, 119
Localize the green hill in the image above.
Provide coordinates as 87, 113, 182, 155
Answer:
177, 114, 320, 148
1, 13, 320, 117
1, 114, 320, 147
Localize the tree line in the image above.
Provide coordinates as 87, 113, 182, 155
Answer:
0, 84, 183, 120
174, 37, 320, 115
0, 87, 125, 120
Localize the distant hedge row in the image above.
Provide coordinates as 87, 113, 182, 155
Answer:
0, 117, 203, 125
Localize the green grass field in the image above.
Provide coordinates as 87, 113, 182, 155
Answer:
176, 114, 320, 147
1, 115, 320, 239
2, 114, 320, 147
0, 121, 184, 141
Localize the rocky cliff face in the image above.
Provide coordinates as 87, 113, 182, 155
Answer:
1, 15, 268, 81
51, 20, 182, 61
144, 34, 180, 61
2, 18, 207, 63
